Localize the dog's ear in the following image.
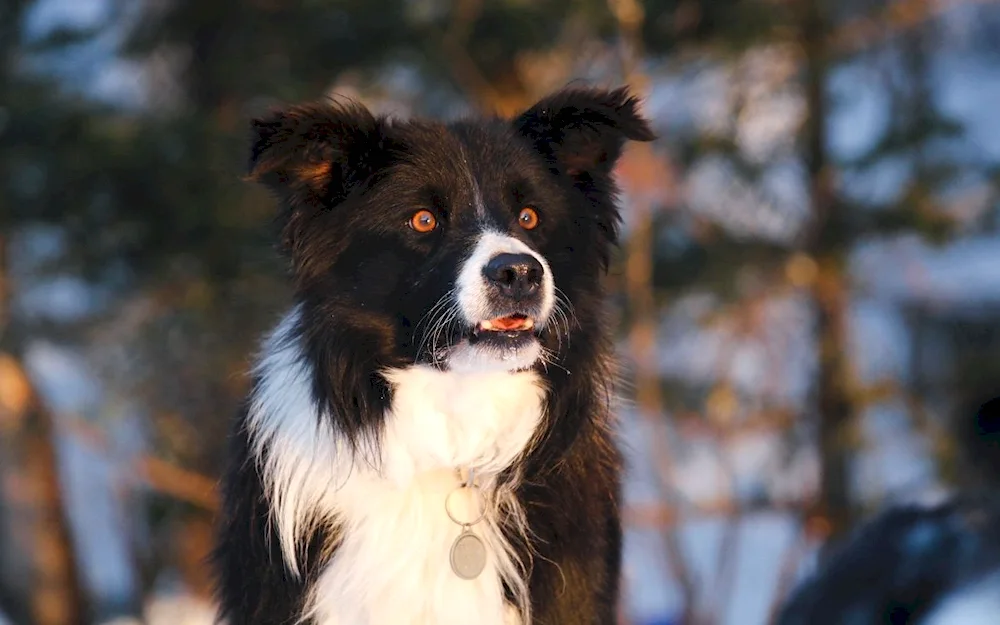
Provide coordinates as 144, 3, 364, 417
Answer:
513, 86, 655, 179
248, 99, 386, 209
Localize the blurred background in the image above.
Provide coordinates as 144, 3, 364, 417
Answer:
1, 0, 1000, 623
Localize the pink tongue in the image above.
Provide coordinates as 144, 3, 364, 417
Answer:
491, 316, 528, 331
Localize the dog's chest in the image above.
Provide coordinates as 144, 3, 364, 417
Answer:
305, 367, 544, 625
308, 472, 522, 625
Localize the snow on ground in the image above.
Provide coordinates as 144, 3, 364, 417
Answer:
922, 571, 1000, 625
100, 593, 217, 625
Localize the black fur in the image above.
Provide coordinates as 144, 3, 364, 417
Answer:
212, 87, 654, 624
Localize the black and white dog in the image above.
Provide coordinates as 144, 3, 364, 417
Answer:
212, 87, 654, 624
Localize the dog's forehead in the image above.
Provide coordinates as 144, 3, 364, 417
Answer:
394, 120, 533, 210
447, 121, 528, 171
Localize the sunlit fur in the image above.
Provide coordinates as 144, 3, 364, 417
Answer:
212, 86, 654, 624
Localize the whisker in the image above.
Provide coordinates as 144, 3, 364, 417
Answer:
431, 307, 459, 364
554, 287, 578, 325
415, 290, 458, 364
545, 287, 576, 353
538, 346, 571, 375
415, 290, 453, 333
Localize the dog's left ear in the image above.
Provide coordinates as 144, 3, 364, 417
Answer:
513, 86, 655, 179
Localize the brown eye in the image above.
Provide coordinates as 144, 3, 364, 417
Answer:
409, 210, 437, 233
518, 207, 539, 230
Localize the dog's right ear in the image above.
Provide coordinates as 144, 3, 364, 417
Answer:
247, 100, 386, 210
513, 86, 655, 180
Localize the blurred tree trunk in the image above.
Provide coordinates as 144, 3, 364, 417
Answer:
799, 0, 857, 549
610, 1, 698, 622
0, 235, 88, 625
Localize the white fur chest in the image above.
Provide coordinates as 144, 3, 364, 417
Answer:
248, 316, 545, 625
307, 469, 521, 625
306, 367, 543, 625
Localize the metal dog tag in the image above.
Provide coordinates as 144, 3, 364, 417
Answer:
450, 527, 486, 580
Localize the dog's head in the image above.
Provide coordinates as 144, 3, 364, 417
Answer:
249, 87, 654, 374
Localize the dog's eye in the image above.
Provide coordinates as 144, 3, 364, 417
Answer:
518, 207, 539, 230
409, 210, 438, 233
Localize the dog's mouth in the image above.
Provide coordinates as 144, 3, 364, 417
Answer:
477, 314, 534, 333
468, 313, 538, 346
440, 311, 546, 372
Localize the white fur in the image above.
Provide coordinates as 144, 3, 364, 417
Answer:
248, 306, 546, 625
446, 339, 543, 374
921, 572, 1000, 625
455, 231, 555, 325
450, 232, 555, 374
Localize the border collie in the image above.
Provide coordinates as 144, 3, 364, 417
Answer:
211, 87, 654, 624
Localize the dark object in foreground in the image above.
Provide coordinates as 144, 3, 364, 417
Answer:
776, 493, 1000, 625
958, 394, 1000, 485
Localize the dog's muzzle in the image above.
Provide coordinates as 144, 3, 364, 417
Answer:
450, 233, 555, 372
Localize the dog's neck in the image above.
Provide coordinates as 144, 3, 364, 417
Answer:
246, 307, 544, 624
247, 306, 545, 557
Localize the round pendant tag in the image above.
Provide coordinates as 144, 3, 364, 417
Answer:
450, 531, 487, 580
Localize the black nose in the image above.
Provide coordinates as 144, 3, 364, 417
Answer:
483, 253, 544, 298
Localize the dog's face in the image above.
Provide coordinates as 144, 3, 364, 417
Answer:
249, 88, 653, 374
